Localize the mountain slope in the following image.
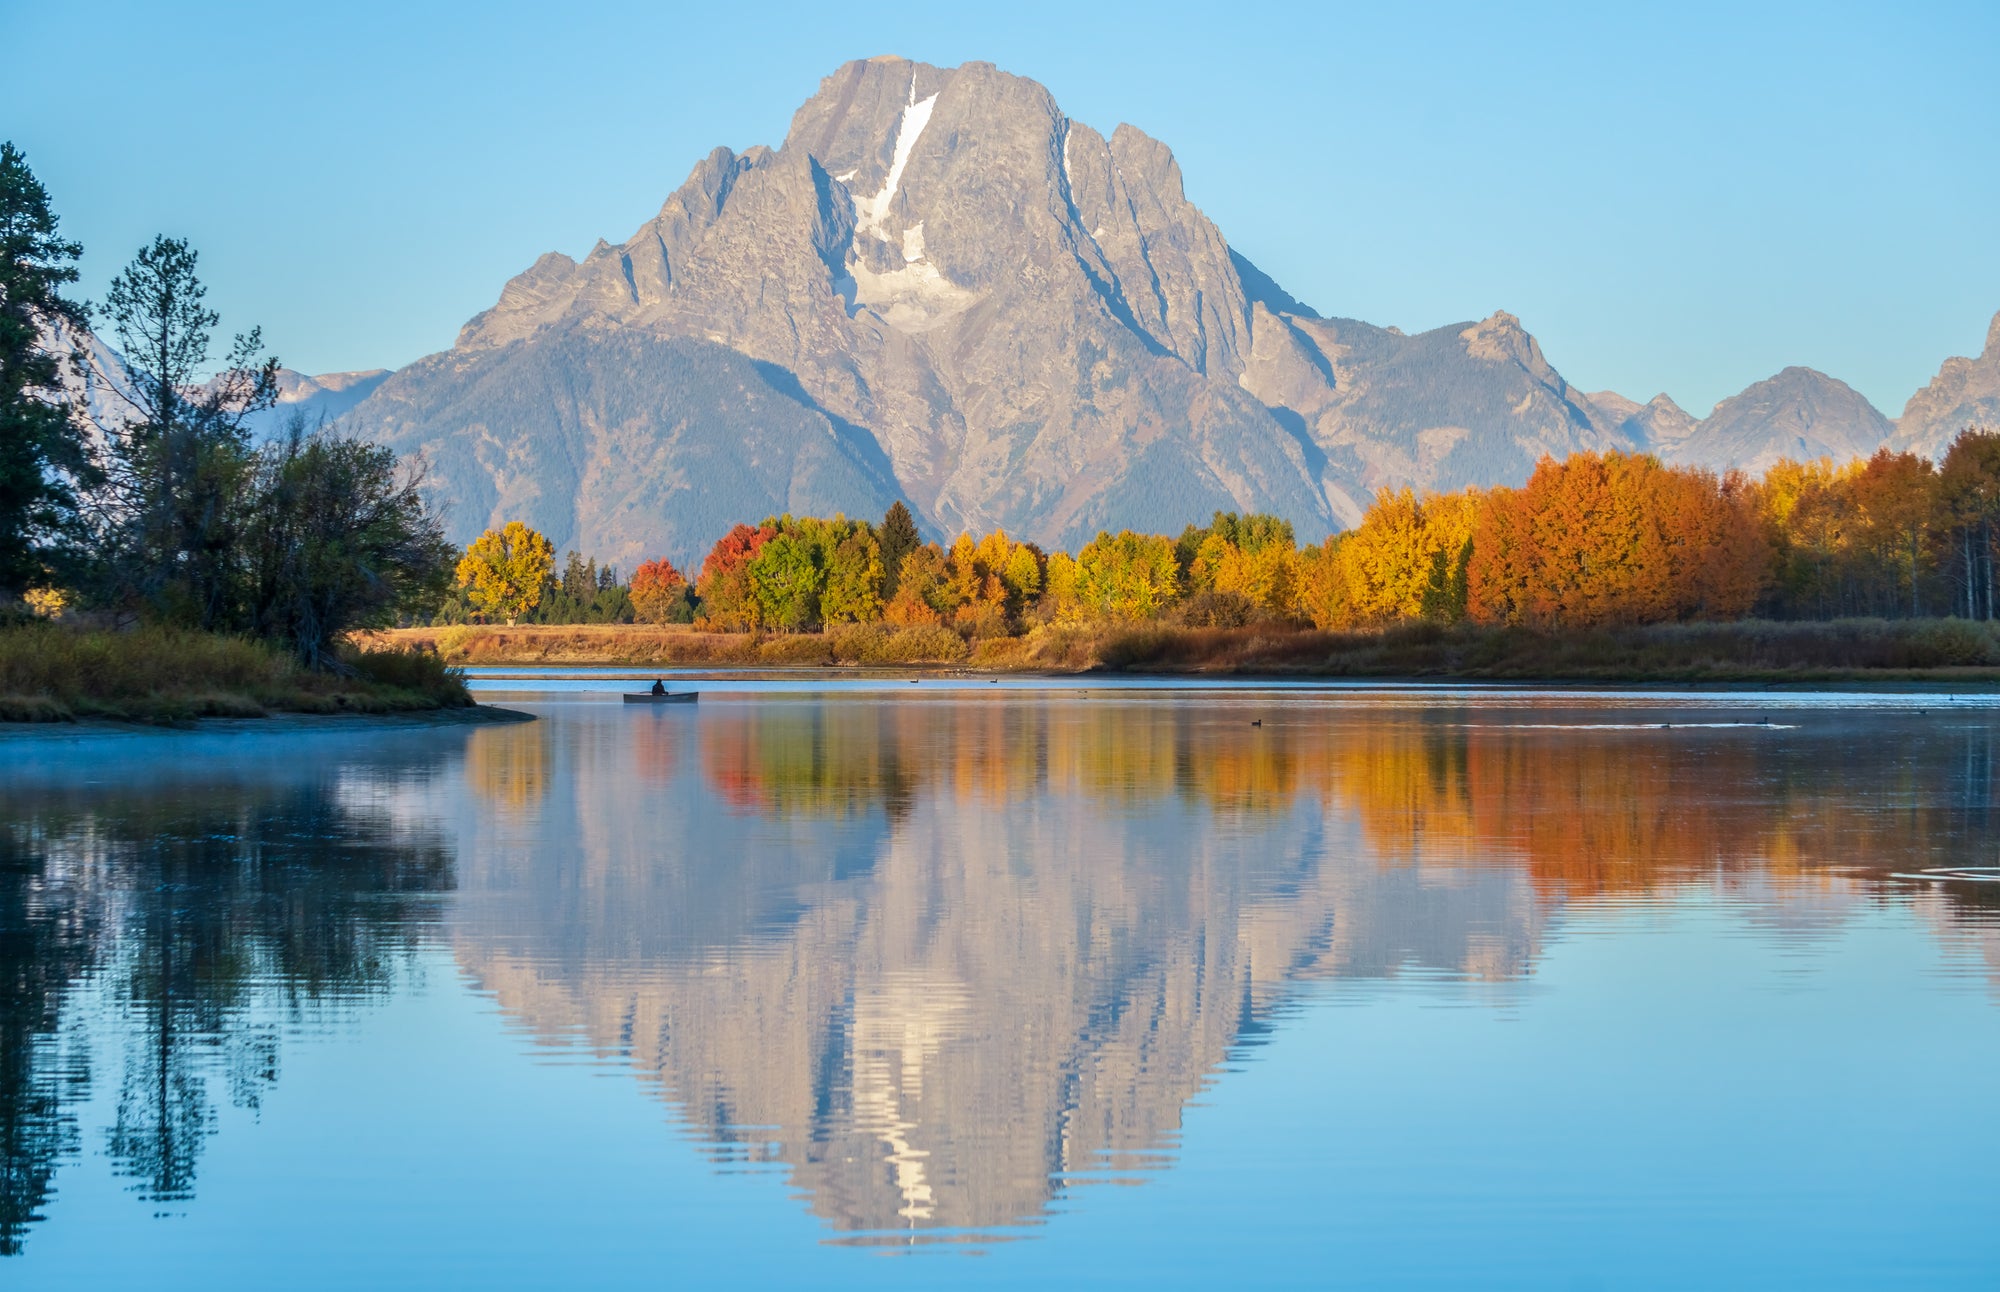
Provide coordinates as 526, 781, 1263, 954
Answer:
360, 332, 905, 570
1892, 310, 2000, 459
1660, 367, 1892, 472
337, 58, 1666, 557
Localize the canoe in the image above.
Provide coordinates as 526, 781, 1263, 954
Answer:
623, 692, 698, 704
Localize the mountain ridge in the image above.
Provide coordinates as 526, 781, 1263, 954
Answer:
71, 56, 1993, 565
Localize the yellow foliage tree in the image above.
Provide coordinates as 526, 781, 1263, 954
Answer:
1337, 488, 1479, 624
456, 521, 555, 625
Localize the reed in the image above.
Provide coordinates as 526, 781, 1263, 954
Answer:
0, 622, 472, 722
365, 618, 2000, 682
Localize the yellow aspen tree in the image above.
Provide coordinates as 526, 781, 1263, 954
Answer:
456, 521, 555, 625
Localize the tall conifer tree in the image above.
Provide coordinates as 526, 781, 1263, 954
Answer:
0, 143, 92, 602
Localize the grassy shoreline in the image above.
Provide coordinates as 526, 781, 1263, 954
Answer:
363, 618, 2000, 684
1, 623, 475, 723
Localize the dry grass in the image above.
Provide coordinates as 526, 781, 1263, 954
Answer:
1082, 618, 2000, 680
0, 622, 473, 723
366, 618, 2000, 682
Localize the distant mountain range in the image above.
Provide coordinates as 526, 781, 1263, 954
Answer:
80, 59, 2000, 566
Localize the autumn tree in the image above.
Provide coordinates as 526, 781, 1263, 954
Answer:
822, 527, 884, 624
1327, 489, 1477, 624
1468, 452, 1764, 626
629, 557, 690, 625
456, 521, 555, 625
1063, 530, 1180, 620
884, 543, 954, 625
1294, 535, 1354, 629
695, 521, 775, 630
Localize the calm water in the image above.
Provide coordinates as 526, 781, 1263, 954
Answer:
4, 681, 1998, 1288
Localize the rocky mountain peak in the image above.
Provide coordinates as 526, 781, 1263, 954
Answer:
335, 58, 1703, 564
1891, 309, 2000, 458
1667, 366, 1890, 471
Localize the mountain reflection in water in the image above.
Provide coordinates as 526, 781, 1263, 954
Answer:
3, 693, 1997, 1258
442, 697, 2000, 1246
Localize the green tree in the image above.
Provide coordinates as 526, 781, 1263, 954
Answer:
822, 528, 885, 624
455, 521, 554, 624
243, 416, 453, 668
0, 142, 94, 603
879, 500, 919, 600
97, 236, 276, 627
747, 530, 824, 630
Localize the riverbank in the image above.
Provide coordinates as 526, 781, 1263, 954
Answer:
364, 618, 2000, 683
1, 623, 477, 723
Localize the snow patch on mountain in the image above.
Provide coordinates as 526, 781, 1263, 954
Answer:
853, 86, 938, 242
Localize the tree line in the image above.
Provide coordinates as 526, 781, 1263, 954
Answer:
441, 432, 2000, 636
1, 143, 449, 668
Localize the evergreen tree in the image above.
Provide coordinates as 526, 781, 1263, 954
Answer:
879, 500, 919, 600
0, 143, 93, 602
97, 236, 277, 626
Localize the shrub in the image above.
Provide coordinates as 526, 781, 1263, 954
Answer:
875, 624, 969, 664
758, 635, 834, 665
1175, 590, 1258, 628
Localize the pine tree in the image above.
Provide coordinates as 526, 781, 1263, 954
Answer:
879, 500, 919, 600
0, 142, 93, 602
98, 236, 277, 626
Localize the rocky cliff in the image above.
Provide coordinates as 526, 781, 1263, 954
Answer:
1892, 310, 2000, 460
336, 58, 1637, 564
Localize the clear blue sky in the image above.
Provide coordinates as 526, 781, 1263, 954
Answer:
5, 0, 1995, 415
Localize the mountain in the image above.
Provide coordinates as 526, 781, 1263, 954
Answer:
336, 57, 1634, 565
245, 367, 391, 436
1586, 390, 1701, 459
1891, 310, 2000, 459
1654, 366, 1893, 473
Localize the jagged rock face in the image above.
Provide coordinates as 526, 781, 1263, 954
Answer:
337, 58, 1677, 556
1662, 366, 1892, 473
357, 333, 903, 571
1243, 311, 1639, 521
1892, 311, 2000, 459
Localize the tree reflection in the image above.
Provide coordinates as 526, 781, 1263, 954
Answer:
452, 698, 2000, 1244
0, 777, 452, 1250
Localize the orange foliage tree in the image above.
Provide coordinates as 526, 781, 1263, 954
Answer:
629, 557, 689, 625
1467, 451, 1765, 627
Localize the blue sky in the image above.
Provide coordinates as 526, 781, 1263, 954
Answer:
4, 0, 1995, 415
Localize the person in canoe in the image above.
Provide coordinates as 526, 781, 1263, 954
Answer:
650, 679, 666, 696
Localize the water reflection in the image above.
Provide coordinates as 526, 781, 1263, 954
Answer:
4, 695, 1998, 1259
0, 753, 455, 1252
438, 697, 2000, 1245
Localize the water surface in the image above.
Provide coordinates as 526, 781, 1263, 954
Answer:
4, 682, 1997, 1287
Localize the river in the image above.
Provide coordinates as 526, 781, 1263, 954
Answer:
4, 678, 1997, 1287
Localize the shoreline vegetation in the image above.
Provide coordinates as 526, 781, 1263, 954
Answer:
2, 146, 472, 724
0, 623, 471, 723
368, 617, 2000, 684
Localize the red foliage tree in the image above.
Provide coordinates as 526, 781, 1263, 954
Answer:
695, 522, 776, 630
